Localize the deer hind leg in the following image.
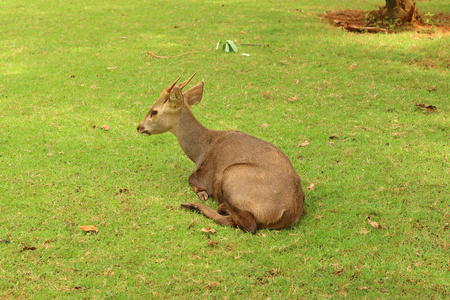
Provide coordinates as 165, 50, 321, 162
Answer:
184, 202, 257, 233
217, 203, 228, 215
226, 204, 257, 233
181, 202, 236, 227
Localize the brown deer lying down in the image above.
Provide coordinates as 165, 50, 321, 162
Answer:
137, 74, 305, 232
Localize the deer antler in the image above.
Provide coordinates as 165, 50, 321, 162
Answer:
165, 76, 181, 93
177, 73, 197, 90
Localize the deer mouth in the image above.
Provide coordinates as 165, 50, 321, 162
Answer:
137, 125, 151, 136
139, 130, 151, 136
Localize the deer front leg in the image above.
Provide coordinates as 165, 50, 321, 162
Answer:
188, 168, 211, 201
190, 184, 209, 201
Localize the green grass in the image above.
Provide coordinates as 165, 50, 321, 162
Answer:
1, 0, 449, 298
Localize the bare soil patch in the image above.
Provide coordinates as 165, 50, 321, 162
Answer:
322, 10, 450, 34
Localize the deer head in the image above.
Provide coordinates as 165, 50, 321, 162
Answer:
137, 73, 204, 136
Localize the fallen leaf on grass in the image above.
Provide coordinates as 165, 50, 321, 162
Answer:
206, 241, 219, 245
201, 228, 217, 234
334, 267, 344, 276
261, 91, 272, 99
206, 281, 221, 289
415, 103, 436, 112
427, 86, 437, 92
101, 125, 110, 131
298, 140, 310, 147
288, 95, 299, 102
19, 246, 36, 252
261, 123, 269, 128
115, 188, 130, 195
445, 155, 448, 162
307, 183, 316, 191
366, 216, 382, 229
79, 225, 99, 233
359, 227, 370, 235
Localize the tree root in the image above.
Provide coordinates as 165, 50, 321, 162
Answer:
344, 24, 387, 33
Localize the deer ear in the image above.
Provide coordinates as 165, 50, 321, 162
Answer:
168, 87, 183, 109
183, 81, 204, 106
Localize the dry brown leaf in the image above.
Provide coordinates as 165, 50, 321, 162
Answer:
334, 267, 344, 276
201, 228, 217, 234
307, 183, 316, 191
366, 216, 382, 229
79, 225, 99, 233
261, 123, 269, 128
445, 155, 448, 162
19, 246, 37, 252
101, 125, 110, 131
415, 103, 436, 112
207, 282, 221, 289
288, 95, 299, 102
261, 91, 272, 99
359, 227, 370, 235
368, 220, 382, 229
298, 140, 310, 147
206, 241, 219, 245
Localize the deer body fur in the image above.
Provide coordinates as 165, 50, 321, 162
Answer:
137, 74, 305, 232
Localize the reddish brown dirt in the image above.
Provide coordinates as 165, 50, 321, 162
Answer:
322, 10, 450, 34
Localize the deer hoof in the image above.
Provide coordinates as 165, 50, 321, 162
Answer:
197, 191, 208, 201
181, 203, 199, 211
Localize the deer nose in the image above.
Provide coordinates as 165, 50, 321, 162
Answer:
137, 125, 141, 132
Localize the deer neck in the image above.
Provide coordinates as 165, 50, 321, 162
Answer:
171, 107, 214, 165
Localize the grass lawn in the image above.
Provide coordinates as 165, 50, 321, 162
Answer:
1, 0, 449, 298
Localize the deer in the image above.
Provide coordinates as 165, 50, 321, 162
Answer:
137, 74, 305, 232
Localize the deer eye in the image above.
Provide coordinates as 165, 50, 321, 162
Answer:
150, 110, 158, 117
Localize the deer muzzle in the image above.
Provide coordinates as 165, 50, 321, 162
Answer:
137, 124, 150, 135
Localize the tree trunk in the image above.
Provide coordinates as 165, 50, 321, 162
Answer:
370, 0, 421, 23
